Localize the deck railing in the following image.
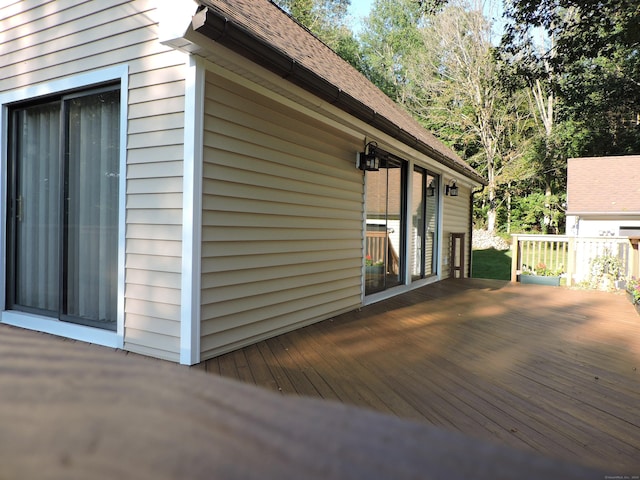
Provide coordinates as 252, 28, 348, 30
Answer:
366, 230, 400, 274
511, 234, 638, 286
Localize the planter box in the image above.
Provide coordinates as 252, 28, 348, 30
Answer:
520, 275, 561, 286
627, 291, 640, 316
365, 265, 385, 276
626, 290, 637, 305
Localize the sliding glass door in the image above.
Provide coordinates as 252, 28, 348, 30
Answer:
411, 166, 439, 280
365, 157, 407, 295
7, 86, 120, 329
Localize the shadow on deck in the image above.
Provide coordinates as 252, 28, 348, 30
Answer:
202, 278, 640, 472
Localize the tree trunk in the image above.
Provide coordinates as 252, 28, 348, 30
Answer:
506, 184, 511, 234
487, 185, 497, 233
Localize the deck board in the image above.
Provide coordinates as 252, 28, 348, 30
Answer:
205, 278, 640, 472
3, 322, 602, 479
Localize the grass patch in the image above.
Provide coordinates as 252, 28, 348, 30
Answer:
472, 248, 512, 281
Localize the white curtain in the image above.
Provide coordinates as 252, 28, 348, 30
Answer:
66, 90, 119, 325
15, 102, 61, 312
12, 90, 119, 327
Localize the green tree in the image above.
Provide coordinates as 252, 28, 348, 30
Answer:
499, 0, 640, 233
401, 0, 533, 232
358, 0, 427, 101
272, 0, 364, 69
501, 0, 640, 157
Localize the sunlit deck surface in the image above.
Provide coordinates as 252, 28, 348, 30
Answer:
201, 278, 640, 472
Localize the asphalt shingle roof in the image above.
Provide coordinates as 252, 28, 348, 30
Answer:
197, 0, 485, 185
567, 155, 640, 214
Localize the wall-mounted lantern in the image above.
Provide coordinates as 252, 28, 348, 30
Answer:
357, 141, 381, 171
426, 179, 436, 197
445, 180, 459, 196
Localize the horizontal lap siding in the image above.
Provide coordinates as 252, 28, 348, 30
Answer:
201, 71, 364, 359
1, 0, 186, 361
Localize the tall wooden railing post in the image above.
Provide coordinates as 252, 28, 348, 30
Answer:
511, 235, 519, 282
631, 240, 640, 279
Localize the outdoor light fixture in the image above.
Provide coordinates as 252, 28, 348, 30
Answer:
426, 180, 436, 197
357, 141, 381, 171
445, 180, 459, 196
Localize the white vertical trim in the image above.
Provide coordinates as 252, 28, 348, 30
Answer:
0, 65, 128, 348
116, 66, 128, 349
180, 55, 204, 365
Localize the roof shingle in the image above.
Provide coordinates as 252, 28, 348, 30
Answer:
567, 155, 640, 214
196, 0, 485, 185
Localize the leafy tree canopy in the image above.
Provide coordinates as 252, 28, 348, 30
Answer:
501, 0, 640, 155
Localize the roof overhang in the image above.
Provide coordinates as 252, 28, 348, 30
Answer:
184, 5, 487, 186
566, 211, 640, 216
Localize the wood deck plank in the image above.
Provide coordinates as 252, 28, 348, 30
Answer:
2, 324, 602, 479
295, 321, 441, 420
254, 340, 296, 394
264, 336, 321, 397
207, 279, 640, 472
232, 348, 255, 384
243, 343, 280, 391
216, 349, 239, 380
280, 329, 353, 403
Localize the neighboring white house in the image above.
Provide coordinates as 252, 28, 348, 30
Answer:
566, 155, 640, 238
566, 155, 640, 281
0, 0, 485, 364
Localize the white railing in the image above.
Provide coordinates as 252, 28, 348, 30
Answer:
511, 234, 638, 286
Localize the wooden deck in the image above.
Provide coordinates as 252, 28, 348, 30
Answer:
0, 292, 602, 479
201, 278, 640, 472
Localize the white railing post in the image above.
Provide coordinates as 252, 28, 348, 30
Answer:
511, 235, 520, 282
566, 237, 575, 287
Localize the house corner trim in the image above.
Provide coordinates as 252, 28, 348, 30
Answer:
180, 55, 204, 365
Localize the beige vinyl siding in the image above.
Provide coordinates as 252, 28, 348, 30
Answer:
201, 70, 364, 359
442, 186, 471, 279
0, 0, 187, 361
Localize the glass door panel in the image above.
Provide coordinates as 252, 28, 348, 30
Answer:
365, 157, 406, 295
11, 102, 62, 314
411, 166, 439, 280
64, 90, 119, 327
411, 168, 425, 280
424, 174, 439, 276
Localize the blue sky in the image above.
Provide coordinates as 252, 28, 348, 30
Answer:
348, 0, 374, 32
348, 0, 375, 19
347, 0, 505, 42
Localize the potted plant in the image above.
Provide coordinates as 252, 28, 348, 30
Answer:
588, 251, 624, 291
365, 255, 385, 276
626, 278, 640, 315
520, 262, 563, 286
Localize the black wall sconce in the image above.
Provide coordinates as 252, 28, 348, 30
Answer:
426, 180, 436, 197
445, 180, 459, 196
357, 141, 380, 171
